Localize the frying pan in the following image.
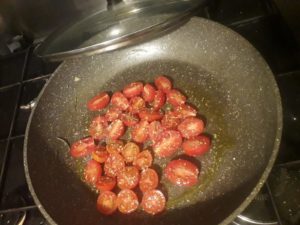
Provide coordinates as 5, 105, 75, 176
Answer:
24, 17, 282, 225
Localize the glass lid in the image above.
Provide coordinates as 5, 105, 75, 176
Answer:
35, 0, 205, 61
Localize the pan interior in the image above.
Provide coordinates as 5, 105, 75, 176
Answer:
64, 60, 234, 209
103, 60, 234, 208
25, 17, 281, 225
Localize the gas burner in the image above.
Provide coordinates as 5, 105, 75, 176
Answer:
0, 187, 29, 225
231, 187, 278, 225
233, 215, 278, 225
268, 163, 300, 225
0, 211, 26, 225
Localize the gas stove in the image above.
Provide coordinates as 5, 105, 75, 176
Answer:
0, 0, 299, 225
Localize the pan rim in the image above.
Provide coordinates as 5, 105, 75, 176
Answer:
23, 64, 61, 225
23, 17, 283, 225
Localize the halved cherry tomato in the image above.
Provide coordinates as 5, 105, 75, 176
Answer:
133, 150, 153, 170
77, 76, 214, 216
161, 111, 181, 129
116, 189, 139, 214
178, 117, 204, 138
92, 148, 109, 163
148, 121, 164, 144
121, 142, 140, 163
104, 152, 125, 177
89, 116, 108, 140
107, 119, 125, 140
154, 76, 172, 93
152, 90, 166, 111
129, 96, 145, 114
96, 176, 116, 192
175, 104, 197, 119
142, 84, 156, 102
167, 89, 186, 107
111, 92, 129, 111
87, 92, 110, 111
106, 140, 124, 153
139, 169, 159, 193
164, 159, 199, 187
131, 120, 149, 143
117, 166, 140, 190
153, 130, 182, 158
70, 137, 96, 158
97, 191, 117, 215
84, 160, 102, 185
121, 113, 139, 127
123, 82, 143, 98
105, 107, 122, 122
138, 109, 163, 122
182, 135, 211, 157
141, 190, 166, 215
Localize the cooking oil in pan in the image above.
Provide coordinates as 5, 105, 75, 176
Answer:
161, 91, 234, 209
66, 61, 235, 211
69, 89, 234, 211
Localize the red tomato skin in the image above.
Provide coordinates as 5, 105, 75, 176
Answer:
129, 96, 145, 114
89, 116, 108, 140
117, 189, 139, 214
182, 135, 211, 156
84, 160, 102, 185
87, 92, 110, 111
167, 89, 186, 107
96, 176, 117, 192
121, 142, 140, 163
92, 149, 109, 163
153, 130, 182, 158
148, 121, 165, 144
142, 84, 156, 102
111, 92, 129, 111
97, 191, 117, 215
154, 76, 172, 93
70, 137, 96, 158
117, 166, 140, 190
121, 113, 139, 127
133, 150, 153, 170
152, 90, 166, 111
123, 82, 143, 98
164, 159, 199, 187
139, 169, 159, 193
131, 120, 149, 143
138, 109, 163, 122
161, 111, 181, 130
175, 104, 197, 119
141, 190, 166, 215
107, 119, 125, 140
104, 152, 125, 177
178, 117, 204, 138
105, 107, 122, 122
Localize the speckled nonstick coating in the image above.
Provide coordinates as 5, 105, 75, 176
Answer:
24, 17, 282, 225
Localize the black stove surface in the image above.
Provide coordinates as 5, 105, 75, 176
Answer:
0, 0, 299, 225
